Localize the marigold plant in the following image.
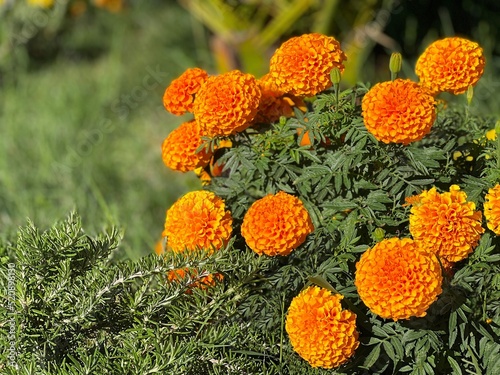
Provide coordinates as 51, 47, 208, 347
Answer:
355, 238, 443, 320
408, 185, 484, 262
484, 184, 500, 235
161, 120, 212, 172
285, 286, 359, 369
163, 190, 233, 253
193, 70, 261, 137
269, 33, 347, 97
415, 37, 485, 95
240, 191, 314, 256
361, 78, 436, 144
163, 67, 208, 115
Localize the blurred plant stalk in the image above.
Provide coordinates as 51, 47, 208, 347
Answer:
179, 0, 336, 77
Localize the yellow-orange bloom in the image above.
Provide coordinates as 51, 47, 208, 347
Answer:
193, 70, 261, 137
163, 68, 208, 115
408, 185, 484, 262
161, 120, 212, 172
269, 33, 347, 97
361, 79, 436, 145
286, 286, 359, 368
241, 191, 314, 256
484, 184, 500, 235
415, 37, 485, 95
163, 190, 233, 253
355, 238, 443, 321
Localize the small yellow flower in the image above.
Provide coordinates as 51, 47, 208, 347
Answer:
27, 0, 54, 7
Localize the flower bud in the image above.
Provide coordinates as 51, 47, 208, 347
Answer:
373, 228, 386, 242
389, 52, 402, 75
330, 67, 342, 85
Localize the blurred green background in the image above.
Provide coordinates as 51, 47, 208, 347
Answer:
1, 0, 499, 259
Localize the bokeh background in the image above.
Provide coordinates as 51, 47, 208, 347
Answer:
1, 0, 499, 259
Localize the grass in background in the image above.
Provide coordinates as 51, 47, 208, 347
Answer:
0, 3, 211, 259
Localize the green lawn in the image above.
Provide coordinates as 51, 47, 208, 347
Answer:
0, 3, 210, 259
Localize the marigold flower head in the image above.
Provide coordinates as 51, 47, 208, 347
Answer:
361, 79, 436, 145
355, 238, 443, 320
161, 120, 213, 172
269, 33, 347, 97
285, 286, 359, 368
415, 37, 485, 95
408, 185, 484, 262
193, 70, 261, 137
163, 68, 208, 115
163, 190, 233, 253
484, 184, 500, 235
241, 191, 314, 256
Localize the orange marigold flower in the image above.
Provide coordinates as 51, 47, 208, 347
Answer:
408, 185, 484, 262
361, 79, 436, 145
285, 286, 359, 368
240, 191, 314, 256
415, 37, 485, 95
161, 120, 213, 172
484, 184, 500, 235
269, 33, 347, 97
167, 267, 223, 293
355, 238, 443, 321
193, 70, 261, 137
163, 190, 233, 253
163, 68, 208, 115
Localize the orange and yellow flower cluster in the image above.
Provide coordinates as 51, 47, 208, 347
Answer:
161, 33, 346, 178
362, 36, 485, 145
155, 32, 499, 370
